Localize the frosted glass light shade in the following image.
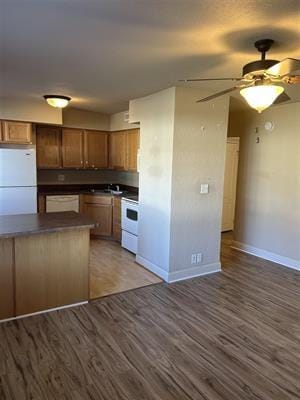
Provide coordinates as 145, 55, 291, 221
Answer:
44, 95, 71, 108
240, 85, 284, 113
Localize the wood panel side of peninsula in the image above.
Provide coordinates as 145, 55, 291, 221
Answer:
0, 212, 95, 321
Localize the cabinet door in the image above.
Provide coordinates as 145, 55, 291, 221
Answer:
109, 131, 126, 170
84, 130, 108, 168
38, 194, 46, 213
82, 203, 112, 236
36, 125, 62, 169
126, 129, 140, 171
3, 121, 32, 144
81, 195, 113, 236
113, 196, 121, 242
62, 128, 84, 168
0, 239, 15, 320
0, 121, 3, 142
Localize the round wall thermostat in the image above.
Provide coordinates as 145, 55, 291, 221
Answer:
264, 121, 274, 131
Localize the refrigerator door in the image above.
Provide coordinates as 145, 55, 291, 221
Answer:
0, 187, 37, 215
0, 148, 37, 187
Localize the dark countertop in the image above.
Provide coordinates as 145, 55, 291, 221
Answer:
0, 211, 96, 239
38, 184, 138, 197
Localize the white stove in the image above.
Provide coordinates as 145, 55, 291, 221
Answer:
121, 196, 138, 254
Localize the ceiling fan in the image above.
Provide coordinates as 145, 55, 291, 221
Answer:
180, 39, 300, 113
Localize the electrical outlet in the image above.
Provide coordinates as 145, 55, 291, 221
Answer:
196, 253, 203, 263
191, 254, 197, 264
191, 253, 203, 265
58, 174, 65, 182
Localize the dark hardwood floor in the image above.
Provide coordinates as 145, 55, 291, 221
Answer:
0, 236, 300, 400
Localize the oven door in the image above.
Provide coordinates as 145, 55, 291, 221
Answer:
121, 199, 138, 235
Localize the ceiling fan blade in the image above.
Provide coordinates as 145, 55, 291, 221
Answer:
196, 86, 238, 102
266, 58, 300, 77
179, 77, 243, 82
286, 75, 300, 84
273, 92, 291, 104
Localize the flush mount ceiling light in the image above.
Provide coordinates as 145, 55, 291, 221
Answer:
180, 38, 300, 113
43, 95, 71, 108
240, 84, 284, 113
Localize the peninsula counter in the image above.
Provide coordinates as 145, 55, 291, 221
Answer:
0, 211, 95, 321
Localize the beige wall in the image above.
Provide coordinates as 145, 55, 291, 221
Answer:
110, 110, 140, 131
130, 88, 175, 278
0, 97, 62, 124
130, 87, 229, 281
62, 107, 110, 130
169, 88, 229, 277
229, 102, 300, 266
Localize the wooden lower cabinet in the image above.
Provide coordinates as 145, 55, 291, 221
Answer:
0, 239, 15, 320
81, 195, 113, 237
113, 197, 122, 242
38, 194, 46, 213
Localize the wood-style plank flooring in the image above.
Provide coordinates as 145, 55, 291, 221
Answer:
0, 236, 300, 399
89, 239, 162, 299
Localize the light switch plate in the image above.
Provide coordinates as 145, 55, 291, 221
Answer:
200, 183, 209, 194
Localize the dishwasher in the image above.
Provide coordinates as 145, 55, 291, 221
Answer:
46, 195, 79, 213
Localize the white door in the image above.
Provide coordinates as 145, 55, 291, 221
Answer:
222, 137, 240, 232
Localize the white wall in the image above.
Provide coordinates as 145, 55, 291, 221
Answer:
0, 97, 62, 124
130, 88, 176, 278
229, 102, 300, 269
63, 107, 110, 130
169, 88, 229, 279
131, 87, 229, 281
110, 110, 140, 131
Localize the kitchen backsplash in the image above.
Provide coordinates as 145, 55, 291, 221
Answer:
38, 169, 139, 187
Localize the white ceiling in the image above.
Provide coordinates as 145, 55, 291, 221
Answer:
1, 0, 300, 113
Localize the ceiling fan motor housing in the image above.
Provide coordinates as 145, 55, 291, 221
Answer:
243, 59, 279, 78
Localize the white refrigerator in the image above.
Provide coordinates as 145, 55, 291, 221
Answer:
0, 148, 37, 215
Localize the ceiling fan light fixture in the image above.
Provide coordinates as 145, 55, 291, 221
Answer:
43, 95, 71, 108
240, 85, 284, 113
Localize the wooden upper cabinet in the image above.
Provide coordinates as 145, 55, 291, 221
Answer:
126, 129, 140, 171
2, 121, 32, 144
36, 125, 62, 169
62, 128, 84, 168
109, 131, 127, 170
84, 130, 108, 169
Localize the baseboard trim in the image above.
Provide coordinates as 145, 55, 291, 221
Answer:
136, 255, 221, 283
0, 301, 88, 324
135, 255, 169, 281
231, 241, 300, 271
168, 262, 221, 283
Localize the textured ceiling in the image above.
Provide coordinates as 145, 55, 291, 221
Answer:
1, 0, 300, 113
